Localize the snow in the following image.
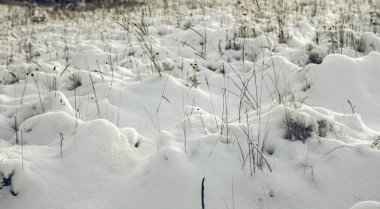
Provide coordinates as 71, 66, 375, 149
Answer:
304, 52, 380, 129
1, 1, 380, 209
350, 201, 380, 209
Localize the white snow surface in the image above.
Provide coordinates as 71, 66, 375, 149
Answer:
0, 1, 380, 209
350, 201, 380, 209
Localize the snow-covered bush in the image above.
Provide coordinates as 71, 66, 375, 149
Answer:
356, 32, 380, 54
64, 73, 82, 91
308, 50, 324, 64
284, 115, 315, 143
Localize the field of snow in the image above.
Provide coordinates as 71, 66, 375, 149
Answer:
1, 0, 380, 209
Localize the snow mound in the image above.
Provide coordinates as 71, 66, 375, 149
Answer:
350, 201, 380, 209
357, 33, 380, 54
305, 52, 380, 129
7, 91, 75, 127
18, 111, 77, 145
65, 119, 136, 170
129, 145, 199, 209
0, 119, 146, 208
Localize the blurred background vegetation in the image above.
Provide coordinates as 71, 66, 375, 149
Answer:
0, 0, 142, 8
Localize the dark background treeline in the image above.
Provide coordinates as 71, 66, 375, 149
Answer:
0, 0, 141, 7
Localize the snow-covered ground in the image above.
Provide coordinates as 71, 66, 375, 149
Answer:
1, 1, 380, 209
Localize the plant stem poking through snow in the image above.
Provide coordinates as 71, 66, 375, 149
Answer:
21, 130, 24, 169
201, 177, 206, 209
31, 73, 45, 112
60, 132, 64, 156
86, 65, 101, 118
347, 99, 356, 114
